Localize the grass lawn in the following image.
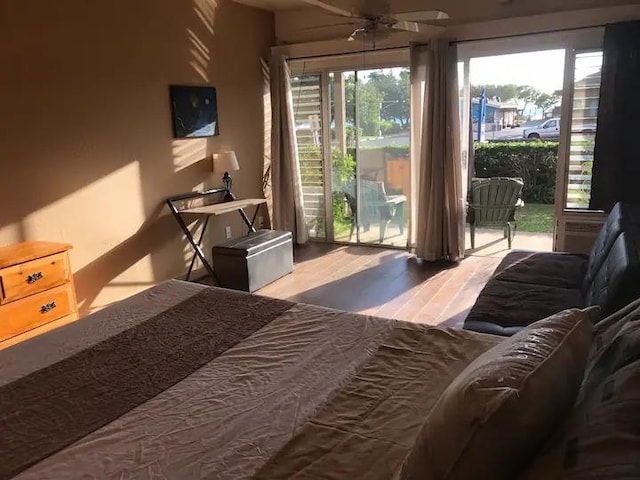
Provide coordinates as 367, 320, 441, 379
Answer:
516, 203, 555, 233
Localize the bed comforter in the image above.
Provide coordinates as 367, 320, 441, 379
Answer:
0, 280, 500, 480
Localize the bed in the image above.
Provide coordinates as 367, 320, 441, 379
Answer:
0, 280, 500, 480
3, 279, 639, 480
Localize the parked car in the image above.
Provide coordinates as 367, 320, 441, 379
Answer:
523, 118, 560, 140
523, 118, 597, 140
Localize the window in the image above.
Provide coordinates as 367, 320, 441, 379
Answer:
290, 74, 326, 238
565, 51, 603, 209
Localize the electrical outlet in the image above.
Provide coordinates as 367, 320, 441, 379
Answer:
257, 216, 264, 229
225, 226, 232, 239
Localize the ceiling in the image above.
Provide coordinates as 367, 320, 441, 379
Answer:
234, 0, 640, 14
234, 0, 640, 44
233, 0, 307, 10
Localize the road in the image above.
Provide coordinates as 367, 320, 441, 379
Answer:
358, 120, 546, 147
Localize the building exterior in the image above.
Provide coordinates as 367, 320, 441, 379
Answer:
472, 98, 519, 130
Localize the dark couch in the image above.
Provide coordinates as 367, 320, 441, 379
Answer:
464, 202, 640, 336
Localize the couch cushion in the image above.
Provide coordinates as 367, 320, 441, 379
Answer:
582, 202, 625, 292
584, 232, 640, 316
582, 202, 640, 293
493, 250, 536, 275
464, 279, 584, 333
495, 252, 588, 290
402, 308, 596, 480
519, 309, 640, 480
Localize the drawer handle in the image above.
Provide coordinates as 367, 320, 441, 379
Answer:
40, 301, 57, 314
27, 272, 44, 284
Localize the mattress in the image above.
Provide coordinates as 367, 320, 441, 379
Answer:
0, 280, 501, 480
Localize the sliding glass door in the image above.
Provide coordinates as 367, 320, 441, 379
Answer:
328, 67, 410, 247
290, 50, 411, 247
456, 28, 606, 253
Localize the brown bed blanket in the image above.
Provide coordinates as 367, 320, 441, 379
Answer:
0, 280, 501, 480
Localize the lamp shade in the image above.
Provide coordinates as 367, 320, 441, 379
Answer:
213, 151, 240, 172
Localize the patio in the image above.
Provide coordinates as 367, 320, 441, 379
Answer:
465, 226, 553, 258
334, 223, 553, 257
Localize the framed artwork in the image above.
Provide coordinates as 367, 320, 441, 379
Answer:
169, 85, 219, 138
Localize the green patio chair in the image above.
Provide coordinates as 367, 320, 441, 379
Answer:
343, 179, 406, 243
468, 177, 525, 249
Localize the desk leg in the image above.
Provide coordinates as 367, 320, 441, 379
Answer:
250, 205, 261, 230
186, 216, 210, 281
238, 207, 259, 234
167, 201, 217, 283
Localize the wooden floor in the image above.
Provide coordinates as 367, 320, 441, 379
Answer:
257, 242, 503, 328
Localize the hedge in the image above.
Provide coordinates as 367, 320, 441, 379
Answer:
301, 141, 560, 205
474, 141, 558, 204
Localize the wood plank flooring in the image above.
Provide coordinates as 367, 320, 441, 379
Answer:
257, 243, 502, 328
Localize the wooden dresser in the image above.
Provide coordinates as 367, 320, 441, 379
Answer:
0, 241, 79, 349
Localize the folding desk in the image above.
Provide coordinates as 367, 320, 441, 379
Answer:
166, 188, 266, 282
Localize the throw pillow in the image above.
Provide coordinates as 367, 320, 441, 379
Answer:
401, 307, 598, 480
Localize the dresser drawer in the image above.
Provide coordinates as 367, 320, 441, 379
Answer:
0, 252, 70, 304
0, 284, 75, 342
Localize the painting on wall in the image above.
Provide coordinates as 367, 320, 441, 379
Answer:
169, 85, 219, 138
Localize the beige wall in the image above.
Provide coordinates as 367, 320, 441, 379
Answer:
0, 0, 274, 315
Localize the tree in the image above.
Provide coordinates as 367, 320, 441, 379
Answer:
534, 92, 560, 116
471, 84, 519, 102
516, 85, 540, 118
341, 75, 384, 137
368, 69, 410, 127
357, 82, 384, 136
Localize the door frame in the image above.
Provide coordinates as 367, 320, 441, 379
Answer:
554, 44, 608, 252
457, 27, 605, 252
290, 50, 411, 246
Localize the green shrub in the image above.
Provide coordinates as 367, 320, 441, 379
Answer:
332, 149, 356, 228
474, 141, 558, 204
380, 121, 403, 135
332, 148, 355, 187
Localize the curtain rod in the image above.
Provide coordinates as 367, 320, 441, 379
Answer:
450, 23, 606, 45
284, 23, 607, 61
287, 46, 409, 61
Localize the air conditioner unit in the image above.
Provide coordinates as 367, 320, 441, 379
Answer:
556, 212, 606, 254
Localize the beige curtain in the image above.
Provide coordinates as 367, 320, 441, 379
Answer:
267, 55, 308, 244
261, 58, 274, 228
410, 41, 465, 262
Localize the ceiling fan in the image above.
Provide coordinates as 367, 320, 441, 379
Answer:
300, 0, 449, 41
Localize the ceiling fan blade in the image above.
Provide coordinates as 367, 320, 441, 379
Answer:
301, 0, 394, 19
298, 21, 362, 31
393, 10, 449, 22
391, 20, 445, 34
300, 0, 359, 18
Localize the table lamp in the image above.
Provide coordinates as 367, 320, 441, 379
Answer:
213, 151, 240, 202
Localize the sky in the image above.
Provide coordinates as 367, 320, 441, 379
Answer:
360, 49, 567, 94
470, 49, 566, 94
342, 48, 601, 96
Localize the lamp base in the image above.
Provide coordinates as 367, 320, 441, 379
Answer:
223, 190, 236, 202
222, 171, 236, 202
